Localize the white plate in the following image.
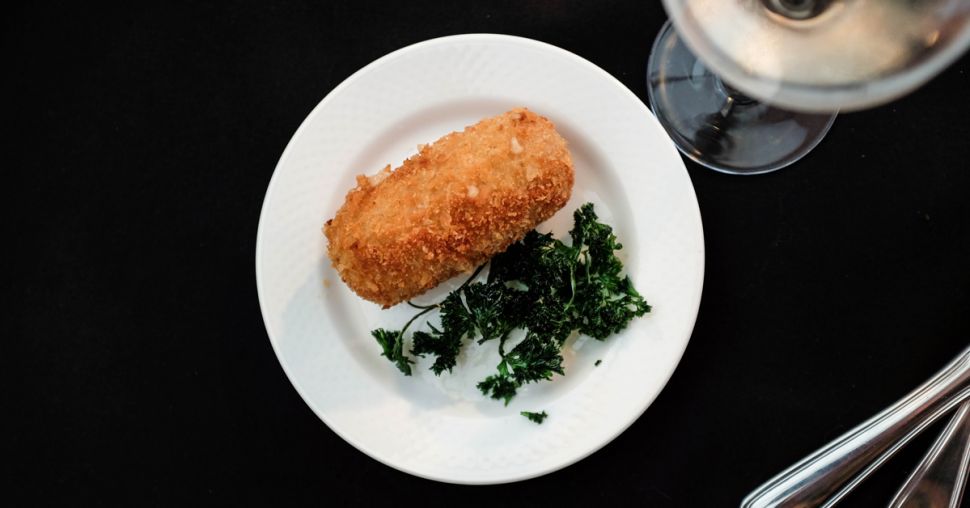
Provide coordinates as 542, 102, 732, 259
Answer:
256, 34, 704, 484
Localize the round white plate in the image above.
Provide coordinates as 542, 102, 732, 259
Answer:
256, 34, 704, 484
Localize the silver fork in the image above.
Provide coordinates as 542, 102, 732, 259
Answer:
888, 399, 970, 508
741, 346, 970, 508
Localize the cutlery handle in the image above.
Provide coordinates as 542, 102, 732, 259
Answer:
741, 346, 970, 508
888, 400, 970, 508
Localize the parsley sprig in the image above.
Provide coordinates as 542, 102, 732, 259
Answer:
370, 203, 650, 405
520, 411, 548, 424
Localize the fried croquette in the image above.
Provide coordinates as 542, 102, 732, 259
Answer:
324, 108, 574, 308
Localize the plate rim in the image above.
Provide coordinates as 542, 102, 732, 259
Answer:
255, 32, 705, 484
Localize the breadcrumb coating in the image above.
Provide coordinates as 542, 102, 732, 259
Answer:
324, 108, 574, 307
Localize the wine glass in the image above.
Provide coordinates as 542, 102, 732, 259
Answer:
647, 0, 970, 175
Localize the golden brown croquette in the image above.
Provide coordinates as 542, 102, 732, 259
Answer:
324, 108, 574, 308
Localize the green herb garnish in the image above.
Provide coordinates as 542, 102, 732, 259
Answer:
370, 203, 650, 404
521, 411, 548, 424
371, 328, 413, 376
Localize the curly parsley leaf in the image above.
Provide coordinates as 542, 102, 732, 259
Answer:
570, 203, 651, 339
488, 236, 539, 284
438, 291, 473, 336
462, 280, 525, 344
521, 411, 548, 424
575, 275, 650, 339
371, 328, 413, 376
571, 203, 623, 276
477, 373, 520, 406
504, 332, 565, 384
410, 328, 458, 375
477, 331, 566, 402
409, 292, 471, 375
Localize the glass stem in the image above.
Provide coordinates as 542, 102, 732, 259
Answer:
719, 95, 737, 118
718, 77, 756, 108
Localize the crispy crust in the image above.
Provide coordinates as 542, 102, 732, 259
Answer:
324, 108, 574, 307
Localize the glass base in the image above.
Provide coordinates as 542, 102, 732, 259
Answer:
647, 20, 837, 175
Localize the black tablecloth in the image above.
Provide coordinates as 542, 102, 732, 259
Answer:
11, 2, 969, 506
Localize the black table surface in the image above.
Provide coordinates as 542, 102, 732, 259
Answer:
10, 2, 970, 506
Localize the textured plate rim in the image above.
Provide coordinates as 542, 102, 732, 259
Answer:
255, 33, 705, 484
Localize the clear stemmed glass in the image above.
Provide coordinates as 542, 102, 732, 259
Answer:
647, 0, 970, 175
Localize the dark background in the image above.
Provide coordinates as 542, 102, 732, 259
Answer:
9, 1, 969, 506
